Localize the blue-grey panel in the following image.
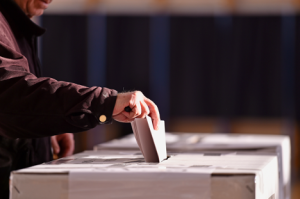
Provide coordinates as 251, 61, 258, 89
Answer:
281, 15, 296, 118
87, 15, 107, 87
149, 15, 170, 121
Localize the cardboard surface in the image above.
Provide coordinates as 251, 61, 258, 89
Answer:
11, 150, 278, 199
95, 132, 291, 199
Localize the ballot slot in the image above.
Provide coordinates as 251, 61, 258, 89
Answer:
161, 155, 171, 162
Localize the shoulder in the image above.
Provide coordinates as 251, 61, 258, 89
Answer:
0, 11, 19, 52
0, 12, 29, 71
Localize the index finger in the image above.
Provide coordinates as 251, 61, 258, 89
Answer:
144, 97, 160, 130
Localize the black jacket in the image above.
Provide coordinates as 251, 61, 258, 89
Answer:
0, 1, 117, 198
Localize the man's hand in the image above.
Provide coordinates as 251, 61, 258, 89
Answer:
112, 91, 160, 130
51, 133, 74, 158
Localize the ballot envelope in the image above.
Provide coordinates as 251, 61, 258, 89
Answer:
95, 132, 291, 199
11, 150, 278, 199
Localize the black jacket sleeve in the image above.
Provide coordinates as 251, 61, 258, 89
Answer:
0, 40, 118, 139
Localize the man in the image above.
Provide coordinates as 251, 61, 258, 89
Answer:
0, 0, 160, 198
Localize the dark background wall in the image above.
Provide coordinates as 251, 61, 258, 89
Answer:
41, 15, 298, 120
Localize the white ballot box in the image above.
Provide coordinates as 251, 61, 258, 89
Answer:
95, 133, 291, 199
11, 150, 278, 199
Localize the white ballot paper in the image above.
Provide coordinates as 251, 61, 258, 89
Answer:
131, 116, 167, 162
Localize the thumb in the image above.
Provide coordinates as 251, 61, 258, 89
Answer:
51, 136, 60, 155
113, 93, 129, 116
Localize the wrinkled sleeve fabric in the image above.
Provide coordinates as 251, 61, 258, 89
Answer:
0, 40, 118, 139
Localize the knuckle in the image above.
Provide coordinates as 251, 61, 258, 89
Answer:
131, 92, 139, 100
134, 91, 143, 97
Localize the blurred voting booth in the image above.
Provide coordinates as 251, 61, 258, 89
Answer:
11, 150, 278, 199
95, 133, 291, 199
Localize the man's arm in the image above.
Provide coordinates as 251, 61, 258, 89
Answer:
0, 41, 161, 138
0, 41, 117, 138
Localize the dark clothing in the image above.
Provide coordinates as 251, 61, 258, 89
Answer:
0, 0, 118, 198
